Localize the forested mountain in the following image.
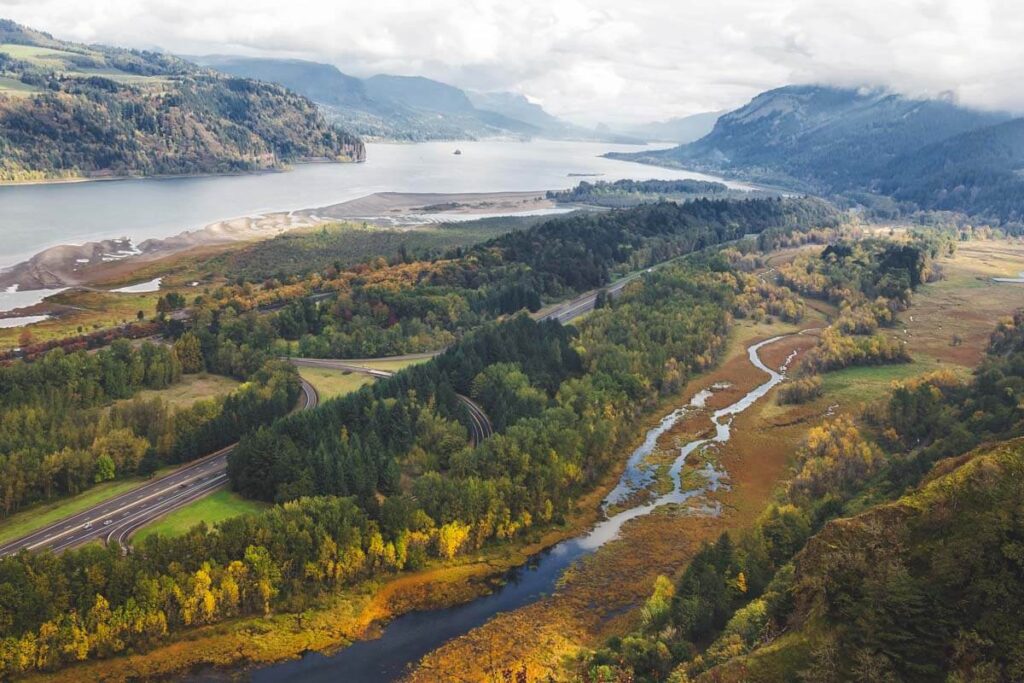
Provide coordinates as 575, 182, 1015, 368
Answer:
608, 85, 1024, 223
194, 54, 620, 141
875, 117, 1024, 223
611, 85, 1007, 189
0, 21, 364, 182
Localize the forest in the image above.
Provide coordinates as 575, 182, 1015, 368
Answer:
0, 261, 747, 676
546, 179, 733, 207
0, 336, 299, 516
0, 197, 838, 528
0, 192, 850, 676
168, 196, 839, 361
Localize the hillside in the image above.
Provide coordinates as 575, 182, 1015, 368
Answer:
700, 437, 1024, 682
876, 117, 1024, 223
0, 21, 364, 182
609, 85, 1007, 187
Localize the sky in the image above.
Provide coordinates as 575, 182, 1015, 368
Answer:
2, 0, 1023, 126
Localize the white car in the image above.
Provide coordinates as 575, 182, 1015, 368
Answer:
82, 522, 93, 530
103, 519, 113, 526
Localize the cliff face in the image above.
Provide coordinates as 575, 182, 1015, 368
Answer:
0, 20, 364, 181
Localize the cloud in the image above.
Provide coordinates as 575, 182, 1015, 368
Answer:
2, 0, 1022, 125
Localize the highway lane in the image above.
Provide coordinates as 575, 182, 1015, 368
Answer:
0, 378, 318, 557
537, 269, 642, 324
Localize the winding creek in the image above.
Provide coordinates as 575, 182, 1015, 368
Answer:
248, 334, 795, 682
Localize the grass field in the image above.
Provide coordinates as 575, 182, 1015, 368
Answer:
356, 357, 430, 372
819, 355, 967, 406
0, 75, 39, 96
134, 490, 267, 541
298, 366, 376, 400
121, 373, 240, 410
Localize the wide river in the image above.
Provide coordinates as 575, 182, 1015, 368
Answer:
0, 140, 742, 271
240, 335, 794, 683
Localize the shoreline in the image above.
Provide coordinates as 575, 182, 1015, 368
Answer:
0, 157, 361, 189
0, 190, 559, 316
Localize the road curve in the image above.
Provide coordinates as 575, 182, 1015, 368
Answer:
0, 377, 318, 557
288, 358, 494, 446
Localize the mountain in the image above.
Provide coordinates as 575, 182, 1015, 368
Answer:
0, 21, 363, 183
194, 55, 632, 142
623, 110, 724, 143
194, 55, 373, 109
466, 90, 605, 139
876, 117, 1024, 223
610, 85, 1009, 191
364, 74, 475, 114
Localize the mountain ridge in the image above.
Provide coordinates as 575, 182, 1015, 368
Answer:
193, 54, 636, 143
607, 83, 1021, 221
0, 20, 364, 182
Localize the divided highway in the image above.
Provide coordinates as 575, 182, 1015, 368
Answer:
0, 378, 318, 557
0, 270, 640, 557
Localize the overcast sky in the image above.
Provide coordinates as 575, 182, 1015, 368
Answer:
2, 0, 1022, 125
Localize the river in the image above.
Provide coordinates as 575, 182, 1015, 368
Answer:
245, 334, 793, 682
0, 140, 746, 271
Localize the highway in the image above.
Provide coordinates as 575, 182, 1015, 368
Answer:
537, 269, 644, 324
0, 378, 318, 557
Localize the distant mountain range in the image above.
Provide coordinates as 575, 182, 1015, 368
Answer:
0, 20, 363, 183
620, 110, 724, 143
610, 84, 1024, 223
193, 55, 638, 143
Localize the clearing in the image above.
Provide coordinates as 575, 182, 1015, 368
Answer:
134, 490, 266, 542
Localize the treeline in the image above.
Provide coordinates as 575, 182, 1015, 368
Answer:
175, 196, 837, 360
582, 311, 1024, 682
0, 337, 299, 516
0, 263, 742, 675
546, 179, 731, 207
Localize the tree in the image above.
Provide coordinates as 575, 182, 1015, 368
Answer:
173, 332, 204, 374
91, 429, 148, 474
94, 454, 116, 483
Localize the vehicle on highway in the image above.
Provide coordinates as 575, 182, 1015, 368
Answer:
103, 519, 113, 526
83, 521, 92, 530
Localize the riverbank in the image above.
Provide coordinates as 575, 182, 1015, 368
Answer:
0, 190, 559, 311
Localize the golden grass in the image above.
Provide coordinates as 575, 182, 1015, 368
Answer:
114, 373, 240, 410
298, 366, 375, 400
